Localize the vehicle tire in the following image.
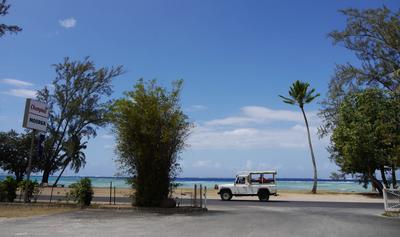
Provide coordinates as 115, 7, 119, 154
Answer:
258, 190, 270, 202
220, 190, 233, 201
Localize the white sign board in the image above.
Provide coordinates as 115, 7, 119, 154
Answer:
22, 99, 49, 132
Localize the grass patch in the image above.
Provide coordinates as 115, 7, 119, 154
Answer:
382, 211, 400, 218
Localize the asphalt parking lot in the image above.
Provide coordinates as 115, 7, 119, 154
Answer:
0, 201, 398, 237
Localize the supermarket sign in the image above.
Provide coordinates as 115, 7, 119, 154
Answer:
22, 99, 49, 132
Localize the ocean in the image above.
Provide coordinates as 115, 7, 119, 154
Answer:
0, 175, 372, 193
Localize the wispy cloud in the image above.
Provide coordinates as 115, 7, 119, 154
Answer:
59, 17, 77, 29
206, 106, 317, 126
192, 160, 221, 169
0, 78, 33, 87
4, 89, 37, 98
188, 106, 325, 150
186, 105, 207, 112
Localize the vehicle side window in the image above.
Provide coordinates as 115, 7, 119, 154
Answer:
236, 177, 245, 184
250, 174, 262, 184
250, 173, 275, 184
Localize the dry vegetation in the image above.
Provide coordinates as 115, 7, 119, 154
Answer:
0, 204, 77, 218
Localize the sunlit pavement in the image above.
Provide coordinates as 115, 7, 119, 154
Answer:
0, 200, 399, 237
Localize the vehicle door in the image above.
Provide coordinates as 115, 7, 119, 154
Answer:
233, 176, 248, 194
249, 173, 261, 194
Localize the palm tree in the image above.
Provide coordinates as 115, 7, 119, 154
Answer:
279, 80, 320, 194
50, 135, 87, 202
52, 135, 87, 187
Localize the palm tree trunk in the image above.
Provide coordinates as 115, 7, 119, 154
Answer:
49, 163, 68, 203
301, 107, 318, 194
53, 164, 68, 187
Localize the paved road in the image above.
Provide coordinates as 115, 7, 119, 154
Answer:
0, 200, 398, 237
39, 194, 384, 209
39, 195, 385, 209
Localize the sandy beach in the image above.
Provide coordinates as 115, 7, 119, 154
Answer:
31, 187, 383, 203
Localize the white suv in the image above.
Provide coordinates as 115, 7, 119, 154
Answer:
217, 171, 277, 201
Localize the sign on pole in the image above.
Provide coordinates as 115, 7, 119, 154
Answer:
22, 98, 48, 202
22, 98, 49, 132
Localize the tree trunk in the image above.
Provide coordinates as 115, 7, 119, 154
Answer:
41, 168, 51, 184
301, 107, 318, 194
380, 166, 389, 188
53, 164, 68, 187
15, 171, 24, 183
369, 174, 383, 196
392, 164, 397, 189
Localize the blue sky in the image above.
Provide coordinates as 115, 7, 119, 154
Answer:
1, 0, 399, 178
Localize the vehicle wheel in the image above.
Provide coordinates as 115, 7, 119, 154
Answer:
220, 190, 232, 201
258, 191, 270, 202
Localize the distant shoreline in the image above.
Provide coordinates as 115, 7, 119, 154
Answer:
0, 174, 371, 182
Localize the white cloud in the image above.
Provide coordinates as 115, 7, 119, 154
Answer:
187, 106, 325, 150
4, 89, 37, 98
59, 17, 77, 29
192, 160, 221, 169
0, 78, 33, 87
186, 105, 207, 112
205, 106, 318, 126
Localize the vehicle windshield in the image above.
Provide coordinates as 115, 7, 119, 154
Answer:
250, 173, 275, 184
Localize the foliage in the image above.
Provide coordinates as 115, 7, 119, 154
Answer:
319, 6, 400, 192
279, 80, 320, 108
280, 80, 320, 193
0, 0, 22, 37
111, 79, 192, 207
68, 177, 94, 206
330, 89, 400, 194
36, 57, 123, 184
329, 172, 346, 181
320, 7, 400, 137
0, 130, 41, 182
18, 180, 39, 202
0, 176, 18, 202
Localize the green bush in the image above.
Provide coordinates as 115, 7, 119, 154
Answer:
0, 176, 18, 202
68, 178, 94, 206
18, 180, 39, 202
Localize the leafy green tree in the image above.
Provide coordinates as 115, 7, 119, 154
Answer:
280, 80, 320, 193
111, 79, 192, 207
36, 57, 123, 184
0, 130, 41, 182
330, 89, 399, 195
319, 7, 400, 186
376, 92, 400, 188
320, 7, 400, 136
0, 0, 22, 37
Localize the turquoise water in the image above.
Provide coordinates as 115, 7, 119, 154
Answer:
0, 175, 372, 193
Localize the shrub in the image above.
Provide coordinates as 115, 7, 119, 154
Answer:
68, 178, 94, 206
111, 80, 191, 207
18, 180, 39, 202
0, 176, 18, 202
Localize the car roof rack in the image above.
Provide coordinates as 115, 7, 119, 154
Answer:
237, 170, 277, 175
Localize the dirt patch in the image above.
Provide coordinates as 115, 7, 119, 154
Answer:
0, 204, 77, 218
